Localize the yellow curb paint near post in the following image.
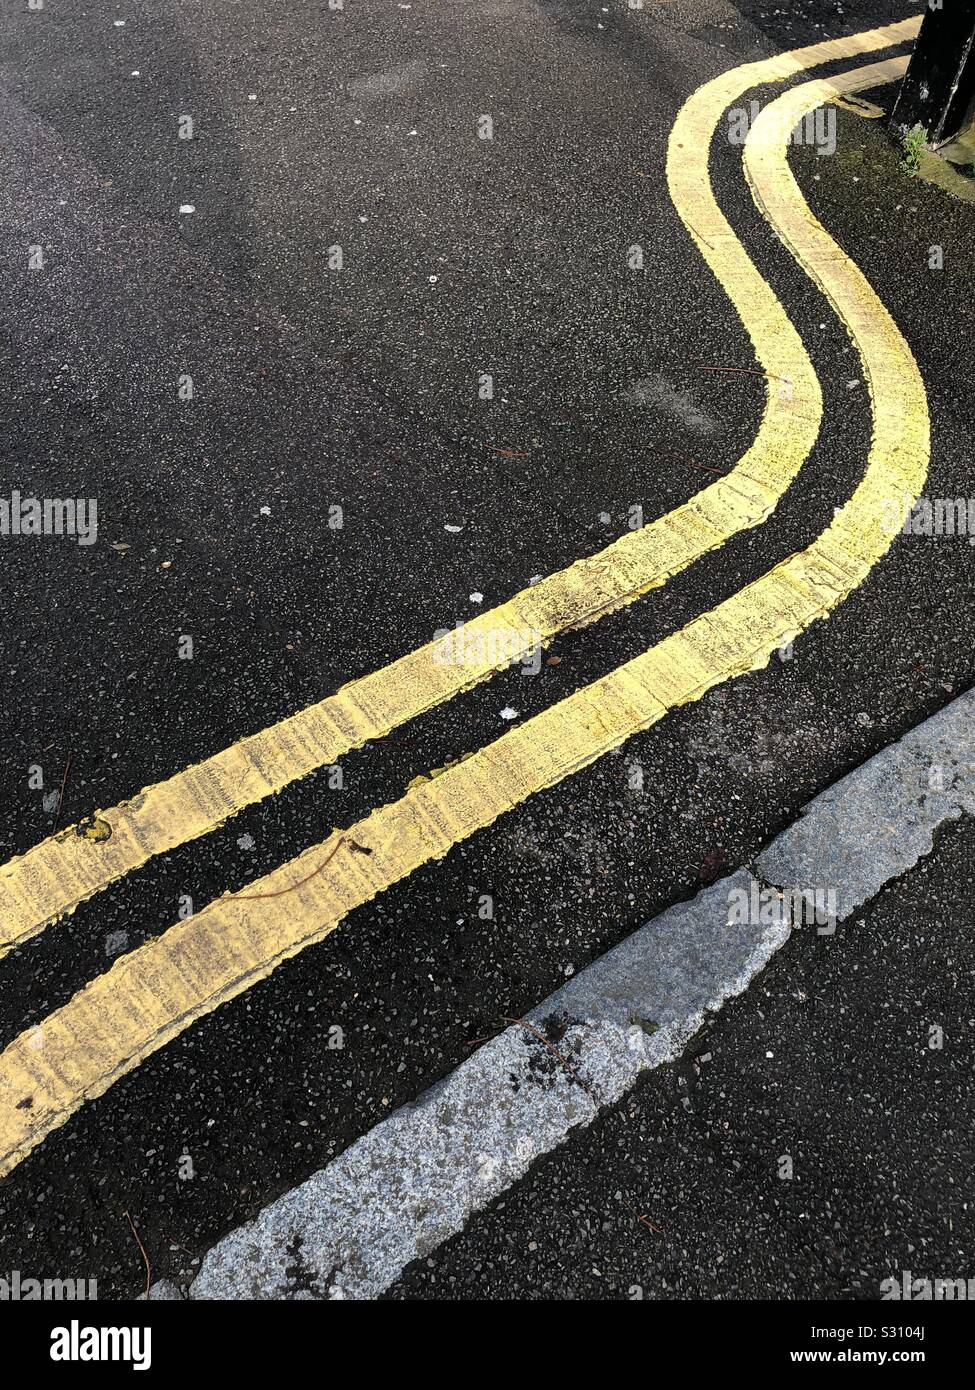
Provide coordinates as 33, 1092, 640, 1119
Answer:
0, 17, 920, 956
0, 49, 929, 1178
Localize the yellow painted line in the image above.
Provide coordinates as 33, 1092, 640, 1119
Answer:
0, 50, 929, 1177
0, 18, 918, 956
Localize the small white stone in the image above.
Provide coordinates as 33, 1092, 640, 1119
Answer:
469, 591, 483, 604
179, 204, 195, 214
499, 707, 518, 721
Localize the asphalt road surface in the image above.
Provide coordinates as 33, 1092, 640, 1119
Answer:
0, 0, 973, 1305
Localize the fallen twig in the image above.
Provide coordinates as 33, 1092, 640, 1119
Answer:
661, 451, 728, 477
161, 1232, 195, 1260
123, 1210, 152, 1298
629, 1203, 664, 1237
53, 750, 74, 830
234, 834, 352, 901
503, 1016, 602, 1108
693, 362, 784, 381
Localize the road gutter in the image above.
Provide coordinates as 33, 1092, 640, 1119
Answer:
151, 686, 975, 1300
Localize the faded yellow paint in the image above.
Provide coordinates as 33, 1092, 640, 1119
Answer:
0, 20, 920, 955
0, 46, 929, 1177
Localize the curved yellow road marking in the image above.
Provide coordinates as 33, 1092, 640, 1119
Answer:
0, 18, 920, 956
0, 52, 929, 1177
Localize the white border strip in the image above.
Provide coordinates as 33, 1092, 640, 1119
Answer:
162, 869, 785, 1299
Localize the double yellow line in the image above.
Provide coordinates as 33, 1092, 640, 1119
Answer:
0, 17, 927, 1177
